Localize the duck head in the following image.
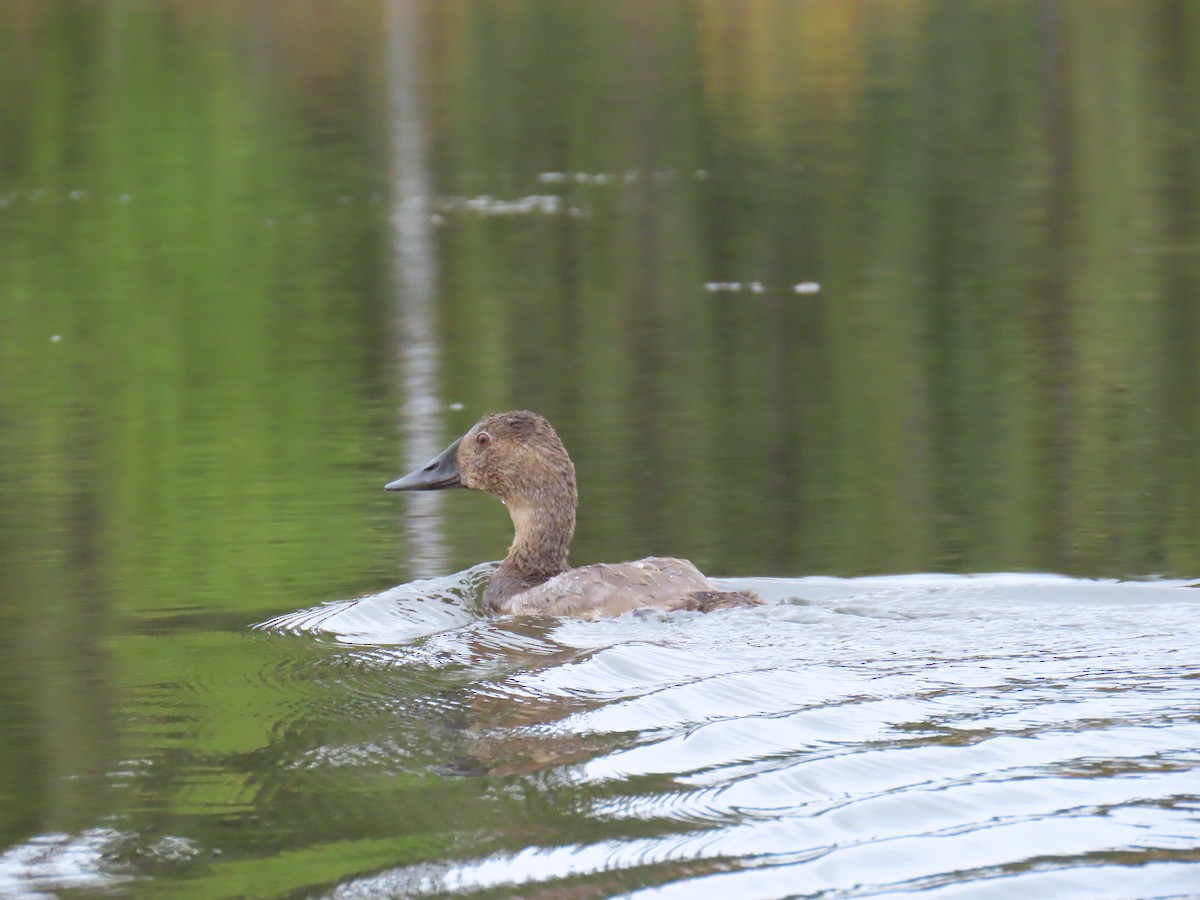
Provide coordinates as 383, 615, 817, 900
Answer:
385, 410, 577, 507
386, 411, 579, 592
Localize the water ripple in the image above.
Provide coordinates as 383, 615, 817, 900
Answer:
253, 562, 495, 644
306, 573, 1200, 896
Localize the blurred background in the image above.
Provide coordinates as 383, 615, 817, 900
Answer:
3, 0, 1200, 894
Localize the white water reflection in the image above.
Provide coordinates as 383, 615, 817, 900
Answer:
255, 562, 495, 644
0, 829, 132, 898
386, 0, 447, 578
293, 573, 1200, 896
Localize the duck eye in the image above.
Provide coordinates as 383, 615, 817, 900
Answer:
476, 431, 491, 447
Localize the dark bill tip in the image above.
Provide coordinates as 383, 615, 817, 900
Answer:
385, 437, 463, 492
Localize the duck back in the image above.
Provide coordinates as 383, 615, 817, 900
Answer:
495, 557, 762, 619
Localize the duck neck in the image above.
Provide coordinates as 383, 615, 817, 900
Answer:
485, 487, 576, 611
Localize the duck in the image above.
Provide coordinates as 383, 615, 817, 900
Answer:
385, 411, 762, 618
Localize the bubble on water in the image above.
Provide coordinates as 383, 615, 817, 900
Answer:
437, 194, 565, 217
449, 402, 464, 411
118, 194, 131, 203
69, 190, 81, 201
793, 281, 821, 294
695, 169, 710, 180
705, 282, 758, 294
549, 172, 618, 187
430, 213, 444, 226
50, 334, 62, 343
146, 835, 199, 863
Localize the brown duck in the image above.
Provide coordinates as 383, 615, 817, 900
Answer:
385, 411, 762, 618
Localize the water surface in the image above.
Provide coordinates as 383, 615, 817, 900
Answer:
3, 1, 1200, 896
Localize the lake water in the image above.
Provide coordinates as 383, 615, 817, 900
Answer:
3, 1, 1200, 896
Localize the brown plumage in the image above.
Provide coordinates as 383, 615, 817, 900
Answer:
385, 411, 762, 618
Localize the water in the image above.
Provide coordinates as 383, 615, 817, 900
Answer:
298, 573, 1200, 897
4, 1, 1200, 896
5, 572, 1199, 896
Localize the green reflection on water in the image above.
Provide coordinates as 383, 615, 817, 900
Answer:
2, 0, 1200, 894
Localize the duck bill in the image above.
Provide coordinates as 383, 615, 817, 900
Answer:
385, 438, 463, 492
